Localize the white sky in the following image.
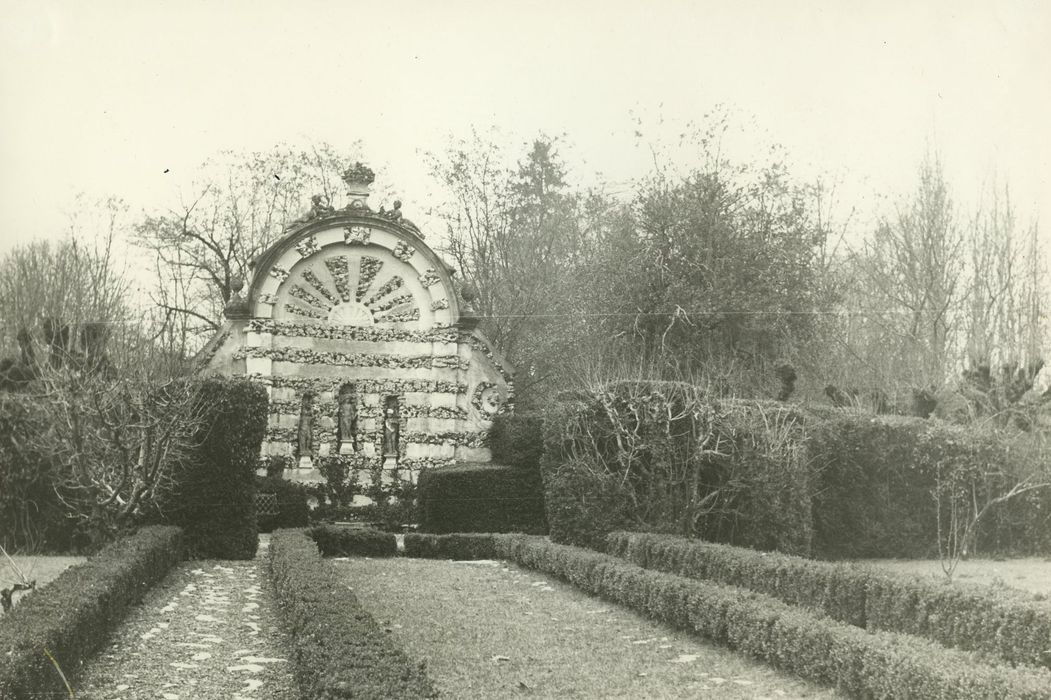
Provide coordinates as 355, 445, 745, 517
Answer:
1, 0, 1049, 257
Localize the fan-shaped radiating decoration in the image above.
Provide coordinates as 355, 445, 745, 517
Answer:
281, 254, 421, 325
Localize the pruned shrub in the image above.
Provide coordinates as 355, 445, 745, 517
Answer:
308, 525, 397, 557
490, 413, 544, 469
418, 463, 546, 534
541, 381, 812, 554
267, 529, 437, 699
165, 377, 267, 559
403, 533, 497, 560
0, 395, 70, 552
807, 411, 1051, 559
256, 476, 309, 532
0, 526, 183, 698
607, 530, 1051, 669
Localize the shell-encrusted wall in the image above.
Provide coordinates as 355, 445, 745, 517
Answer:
200, 188, 512, 483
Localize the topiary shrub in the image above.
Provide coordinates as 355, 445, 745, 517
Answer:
166, 378, 267, 559
403, 533, 498, 560
255, 476, 309, 533
417, 463, 546, 534
540, 382, 812, 554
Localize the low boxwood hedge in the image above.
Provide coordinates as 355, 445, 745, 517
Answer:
607, 530, 1051, 669
308, 525, 397, 557
0, 526, 184, 699
267, 529, 437, 699
418, 463, 546, 534
489, 535, 1051, 699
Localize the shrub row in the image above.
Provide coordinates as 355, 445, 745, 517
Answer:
405, 533, 1050, 699
164, 377, 268, 559
309, 525, 398, 557
403, 533, 499, 560
0, 526, 184, 699
541, 383, 812, 553
607, 530, 1051, 669
418, 463, 546, 534
267, 529, 438, 699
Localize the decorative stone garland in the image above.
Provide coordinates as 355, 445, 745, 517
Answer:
236, 347, 469, 371
430, 299, 449, 311
268, 399, 467, 422
344, 226, 371, 244
392, 241, 414, 263
357, 257, 383, 300
399, 456, 456, 471
288, 284, 326, 308
324, 257, 352, 301
364, 276, 405, 307
247, 319, 459, 344
301, 270, 339, 305
269, 264, 290, 282
283, 303, 326, 320
257, 374, 468, 396
400, 431, 490, 448
295, 235, 319, 258
418, 268, 442, 288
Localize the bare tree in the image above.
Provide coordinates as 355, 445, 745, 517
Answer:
135, 144, 359, 347
850, 152, 965, 390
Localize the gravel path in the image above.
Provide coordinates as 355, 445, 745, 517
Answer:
74, 538, 296, 700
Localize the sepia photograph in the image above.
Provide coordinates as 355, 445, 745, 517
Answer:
1, 1, 1049, 697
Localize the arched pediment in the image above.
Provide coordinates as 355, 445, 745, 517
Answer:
247, 214, 460, 328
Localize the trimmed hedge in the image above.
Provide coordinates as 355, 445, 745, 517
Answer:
808, 410, 1051, 559
403, 533, 498, 560
309, 525, 398, 557
489, 413, 544, 469
0, 395, 72, 552
607, 530, 1051, 669
167, 378, 267, 559
0, 526, 183, 699
411, 533, 1051, 699
267, 529, 438, 699
418, 463, 546, 534
541, 383, 812, 553
256, 476, 310, 532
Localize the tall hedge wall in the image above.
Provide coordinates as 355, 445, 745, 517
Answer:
808, 411, 1051, 559
166, 378, 268, 559
538, 381, 1050, 559
418, 463, 546, 534
0, 395, 70, 552
540, 382, 813, 553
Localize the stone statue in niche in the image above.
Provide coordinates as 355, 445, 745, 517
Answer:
337, 384, 357, 454
382, 395, 400, 457
297, 392, 314, 465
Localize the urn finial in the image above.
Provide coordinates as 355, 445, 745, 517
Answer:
341, 162, 375, 209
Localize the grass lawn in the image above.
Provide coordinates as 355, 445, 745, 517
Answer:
859, 557, 1051, 597
335, 557, 840, 699
0, 554, 86, 613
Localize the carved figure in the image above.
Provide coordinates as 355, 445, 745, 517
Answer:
382, 396, 400, 457
297, 393, 314, 458
380, 199, 420, 232
337, 385, 357, 451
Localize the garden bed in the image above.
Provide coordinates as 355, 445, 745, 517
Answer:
335, 556, 838, 699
